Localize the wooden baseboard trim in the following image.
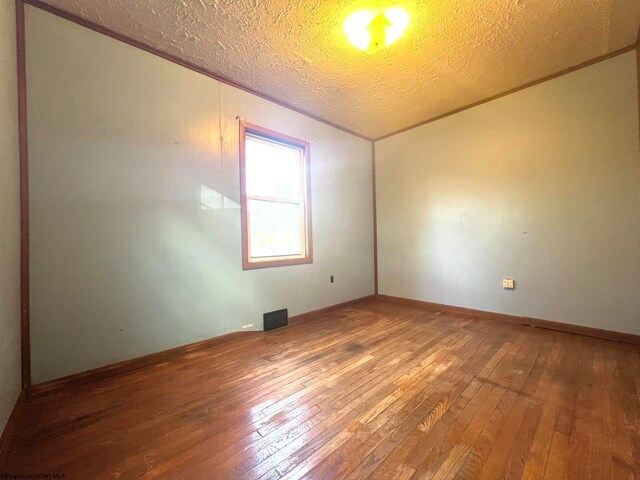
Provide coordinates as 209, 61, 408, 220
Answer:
0, 390, 26, 466
289, 295, 377, 324
28, 295, 376, 398
28, 332, 248, 398
376, 294, 640, 345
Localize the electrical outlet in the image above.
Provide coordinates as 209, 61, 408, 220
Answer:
241, 324, 254, 329
502, 278, 515, 289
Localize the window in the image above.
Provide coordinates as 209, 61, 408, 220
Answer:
239, 122, 312, 269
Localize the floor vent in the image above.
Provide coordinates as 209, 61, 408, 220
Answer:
264, 309, 288, 331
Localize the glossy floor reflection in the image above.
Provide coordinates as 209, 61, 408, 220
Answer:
3, 300, 639, 479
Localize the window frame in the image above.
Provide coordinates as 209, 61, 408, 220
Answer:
239, 121, 313, 270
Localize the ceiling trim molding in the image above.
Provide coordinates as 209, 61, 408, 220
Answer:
374, 44, 638, 142
22, 0, 639, 144
22, 0, 374, 142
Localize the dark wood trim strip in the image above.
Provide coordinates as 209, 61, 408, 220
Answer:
637, 31, 639, 156
28, 295, 376, 397
20, 0, 372, 142
288, 295, 376, 324
374, 44, 638, 141
371, 143, 378, 294
28, 332, 247, 398
19, 0, 638, 143
376, 294, 640, 345
16, 0, 30, 390
0, 390, 26, 465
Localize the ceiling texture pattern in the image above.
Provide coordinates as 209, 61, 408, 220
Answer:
39, 0, 640, 139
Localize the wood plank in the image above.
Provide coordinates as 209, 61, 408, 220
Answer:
376, 294, 640, 345
1, 300, 639, 479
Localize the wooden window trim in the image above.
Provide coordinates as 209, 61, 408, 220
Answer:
239, 121, 313, 270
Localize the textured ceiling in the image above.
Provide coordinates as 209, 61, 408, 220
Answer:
38, 0, 640, 139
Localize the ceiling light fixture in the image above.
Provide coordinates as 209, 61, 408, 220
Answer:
344, 6, 410, 54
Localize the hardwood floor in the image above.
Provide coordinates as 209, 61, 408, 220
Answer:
2, 300, 640, 479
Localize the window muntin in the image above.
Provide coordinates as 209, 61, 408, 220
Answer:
240, 122, 312, 269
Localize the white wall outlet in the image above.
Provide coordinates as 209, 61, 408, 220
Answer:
241, 324, 254, 329
502, 278, 515, 289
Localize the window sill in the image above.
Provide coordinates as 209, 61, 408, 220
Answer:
242, 256, 313, 270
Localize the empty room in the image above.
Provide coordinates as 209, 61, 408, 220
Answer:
1, 0, 640, 478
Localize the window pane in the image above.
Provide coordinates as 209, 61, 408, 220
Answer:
245, 136, 302, 200
248, 199, 302, 258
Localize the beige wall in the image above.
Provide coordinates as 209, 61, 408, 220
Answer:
376, 51, 640, 334
0, 0, 22, 432
25, 5, 374, 383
